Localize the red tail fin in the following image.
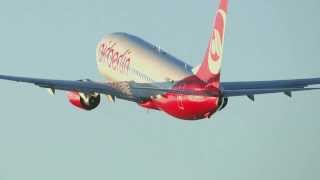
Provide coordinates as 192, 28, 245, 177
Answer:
195, 0, 228, 88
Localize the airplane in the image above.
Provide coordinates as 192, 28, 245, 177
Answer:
0, 0, 319, 120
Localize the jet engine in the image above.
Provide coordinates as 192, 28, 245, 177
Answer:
67, 91, 101, 110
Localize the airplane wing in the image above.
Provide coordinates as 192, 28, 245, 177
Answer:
0, 74, 217, 102
220, 78, 320, 100
0, 74, 319, 102
0, 74, 140, 101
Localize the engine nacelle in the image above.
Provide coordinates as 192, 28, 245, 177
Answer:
67, 91, 101, 111
217, 97, 228, 111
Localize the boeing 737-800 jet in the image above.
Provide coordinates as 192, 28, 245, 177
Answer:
0, 0, 319, 120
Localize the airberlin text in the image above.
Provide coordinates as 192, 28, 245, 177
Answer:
99, 41, 131, 74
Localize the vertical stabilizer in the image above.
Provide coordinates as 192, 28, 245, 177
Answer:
195, 0, 229, 88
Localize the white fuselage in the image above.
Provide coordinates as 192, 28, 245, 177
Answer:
96, 32, 193, 83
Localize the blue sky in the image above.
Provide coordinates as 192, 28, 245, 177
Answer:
0, 0, 319, 179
